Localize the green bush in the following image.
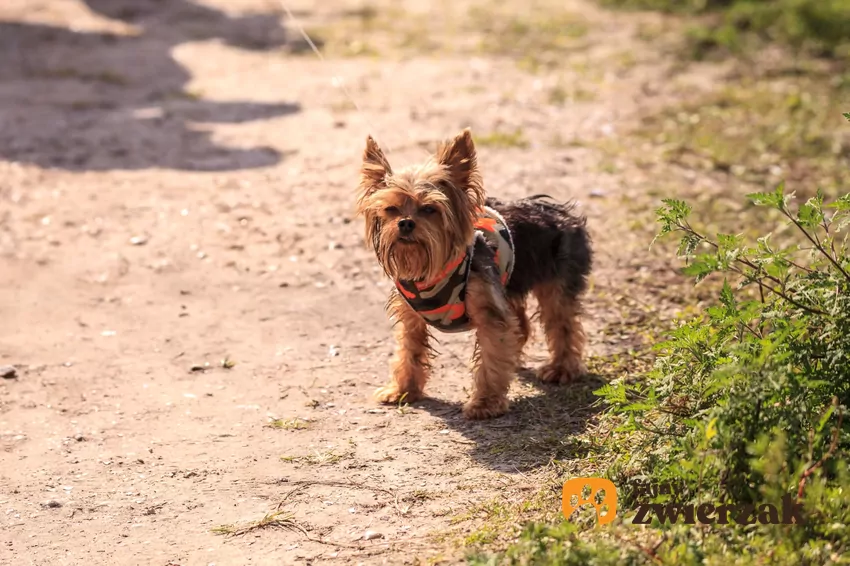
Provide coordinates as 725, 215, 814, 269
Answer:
598, 0, 850, 59
473, 115, 850, 564
600, 125, 850, 562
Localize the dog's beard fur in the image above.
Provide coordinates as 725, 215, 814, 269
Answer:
355, 129, 485, 282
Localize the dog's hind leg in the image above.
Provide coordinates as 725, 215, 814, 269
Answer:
508, 295, 531, 356
464, 273, 520, 419
533, 281, 586, 384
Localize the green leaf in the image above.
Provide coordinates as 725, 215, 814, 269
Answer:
747, 191, 782, 209
717, 233, 743, 253
762, 258, 790, 280
677, 234, 701, 257
826, 193, 850, 211
682, 259, 717, 283
652, 199, 692, 248
817, 404, 836, 433
594, 383, 627, 404
748, 182, 791, 210
719, 279, 737, 314
705, 417, 718, 441
798, 201, 824, 229
844, 112, 850, 121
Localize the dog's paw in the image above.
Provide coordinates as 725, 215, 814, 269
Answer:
537, 362, 586, 384
462, 397, 509, 420
374, 385, 421, 404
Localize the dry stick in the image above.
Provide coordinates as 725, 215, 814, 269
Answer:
821, 214, 842, 267
221, 481, 421, 551
797, 397, 843, 501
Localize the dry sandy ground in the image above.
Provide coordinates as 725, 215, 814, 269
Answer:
1, 0, 730, 564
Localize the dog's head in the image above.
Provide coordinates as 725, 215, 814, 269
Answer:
354, 129, 485, 282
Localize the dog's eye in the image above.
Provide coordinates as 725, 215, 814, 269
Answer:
419, 205, 438, 215
384, 206, 400, 215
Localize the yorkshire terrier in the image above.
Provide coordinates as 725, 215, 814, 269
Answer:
355, 128, 592, 420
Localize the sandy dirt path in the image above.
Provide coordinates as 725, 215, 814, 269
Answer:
1, 1, 726, 564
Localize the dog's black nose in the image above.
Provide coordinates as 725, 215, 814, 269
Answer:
398, 218, 416, 235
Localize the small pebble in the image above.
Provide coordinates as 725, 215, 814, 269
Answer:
41, 500, 62, 509
0, 365, 17, 379
363, 530, 384, 541
74, 434, 85, 442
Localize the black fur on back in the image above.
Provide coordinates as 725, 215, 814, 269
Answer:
479, 195, 592, 300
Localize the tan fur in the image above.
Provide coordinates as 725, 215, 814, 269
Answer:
533, 282, 587, 383
355, 129, 485, 282
508, 295, 531, 355
374, 291, 431, 403
463, 273, 521, 419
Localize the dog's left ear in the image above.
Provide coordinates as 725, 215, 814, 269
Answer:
436, 128, 484, 208
357, 136, 393, 210
361, 136, 392, 187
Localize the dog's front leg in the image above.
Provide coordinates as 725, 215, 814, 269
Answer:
375, 291, 430, 404
463, 273, 520, 419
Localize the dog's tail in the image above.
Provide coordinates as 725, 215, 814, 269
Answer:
526, 194, 584, 220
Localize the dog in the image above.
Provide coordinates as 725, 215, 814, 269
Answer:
355, 128, 592, 419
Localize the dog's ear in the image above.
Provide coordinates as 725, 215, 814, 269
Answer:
436, 128, 484, 208
360, 135, 392, 190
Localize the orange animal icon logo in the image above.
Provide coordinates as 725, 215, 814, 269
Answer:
562, 477, 617, 526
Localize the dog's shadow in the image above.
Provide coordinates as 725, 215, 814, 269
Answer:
417, 368, 608, 473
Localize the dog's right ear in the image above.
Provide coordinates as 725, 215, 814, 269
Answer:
359, 136, 392, 196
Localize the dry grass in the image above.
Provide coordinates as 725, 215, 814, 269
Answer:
212, 510, 299, 536
267, 417, 310, 430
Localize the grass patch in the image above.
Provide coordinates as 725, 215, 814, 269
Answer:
306, 4, 427, 57
267, 417, 310, 430
548, 83, 597, 105
467, 521, 646, 565
475, 129, 529, 149
598, 0, 850, 61
212, 510, 297, 536
449, 488, 560, 552
637, 75, 850, 192
280, 448, 349, 466
466, 2, 589, 70
303, 1, 589, 70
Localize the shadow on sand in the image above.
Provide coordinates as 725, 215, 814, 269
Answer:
0, 0, 305, 171
418, 367, 609, 473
